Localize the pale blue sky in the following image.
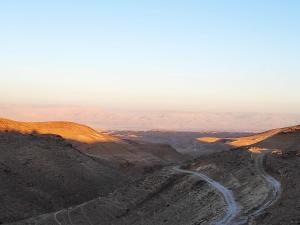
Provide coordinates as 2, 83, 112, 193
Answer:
1, 0, 300, 113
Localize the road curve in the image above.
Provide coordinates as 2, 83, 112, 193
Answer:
241, 150, 281, 224
15, 150, 282, 225
174, 167, 240, 225
254, 152, 281, 213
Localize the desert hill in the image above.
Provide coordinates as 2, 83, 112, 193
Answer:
0, 118, 183, 167
0, 130, 125, 223
0, 118, 184, 223
0, 118, 118, 143
199, 125, 300, 153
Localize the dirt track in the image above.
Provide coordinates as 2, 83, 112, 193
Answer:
174, 167, 240, 225
174, 149, 281, 225
8, 148, 284, 225
236, 150, 282, 224
249, 151, 281, 216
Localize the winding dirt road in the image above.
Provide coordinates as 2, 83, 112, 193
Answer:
175, 149, 281, 225
254, 151, 281, 213
174, 167, 240, 225
13, 149, 282, 225
240, 150, 282, 224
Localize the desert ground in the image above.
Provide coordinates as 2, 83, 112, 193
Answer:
0, 118, 299, 225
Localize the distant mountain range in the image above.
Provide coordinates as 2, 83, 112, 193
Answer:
1, 104, 300, 132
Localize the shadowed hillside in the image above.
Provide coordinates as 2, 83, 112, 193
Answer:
0, 130, 125, 223
0, 118, 184, 168
0, 118, 184, 223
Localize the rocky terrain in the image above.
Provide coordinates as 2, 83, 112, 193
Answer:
0, 118, 183, 224
0, 130, 124, 223
1, 119, 300, 225
0, 119, 184, 170
197, 126, 300, 224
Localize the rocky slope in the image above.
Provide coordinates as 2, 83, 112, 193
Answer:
4, 119, 300, 225
0, 118, 183, 224
0, 118, 184, 168
198, 125, 300, 224
0, 131, 124, 223
199, 125, 300, 153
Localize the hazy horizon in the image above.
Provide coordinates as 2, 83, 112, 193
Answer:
1, 1, 300, 130
1, 104, 300, 132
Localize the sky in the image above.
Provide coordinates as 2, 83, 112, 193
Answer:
0, 0, 300, 114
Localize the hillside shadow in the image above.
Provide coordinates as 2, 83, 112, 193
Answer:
0, 130, 126, 224
0, 129, 185, 224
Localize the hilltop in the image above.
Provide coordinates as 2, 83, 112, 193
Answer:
198, 125, 300, 154
0, 118, 118, 143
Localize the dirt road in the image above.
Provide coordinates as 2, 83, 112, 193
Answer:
8, 149, 282, 225
174, 167, 240, 225
241, 150, 281, 224
174, 149, 281, 225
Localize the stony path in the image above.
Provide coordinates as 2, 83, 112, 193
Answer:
240, 150, 282, 224
174, 167, 240, 225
